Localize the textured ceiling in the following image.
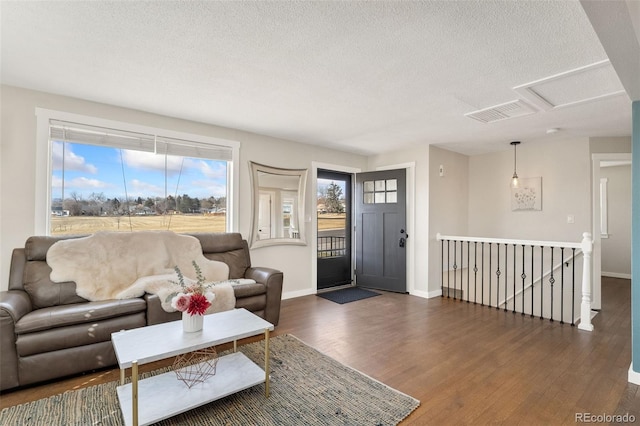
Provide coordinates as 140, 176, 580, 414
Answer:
0, 1, 635, 156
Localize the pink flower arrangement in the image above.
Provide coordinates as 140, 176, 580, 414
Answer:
168, 261, 216, 316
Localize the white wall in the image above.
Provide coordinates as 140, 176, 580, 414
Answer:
0, 85, 368, 296
468, 137, 591, 243
601, 165, 632, 278
428, 146, 469, 295
590, 136, 633, 154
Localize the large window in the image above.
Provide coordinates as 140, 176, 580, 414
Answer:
37, 110, 239, 236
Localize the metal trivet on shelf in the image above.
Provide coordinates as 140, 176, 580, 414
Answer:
173, 347, 219, 388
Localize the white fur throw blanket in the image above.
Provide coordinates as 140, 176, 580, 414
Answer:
47, 231, 232, 313
118, 273, 237, 314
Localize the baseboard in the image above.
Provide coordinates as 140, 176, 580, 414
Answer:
629, 363, 640, 385
282, 288, 316, 300
426, 289, 443, 298
410, 289, 432, 299
602, 271, 632, 280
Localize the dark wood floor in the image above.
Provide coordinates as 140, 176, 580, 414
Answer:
1, 277, 637, 424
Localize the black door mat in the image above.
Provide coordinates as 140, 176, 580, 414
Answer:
317, 287, 381, 304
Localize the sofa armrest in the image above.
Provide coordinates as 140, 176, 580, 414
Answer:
1, 290, 32, 391
245, 267, 283, 326
0, 290, 32, 323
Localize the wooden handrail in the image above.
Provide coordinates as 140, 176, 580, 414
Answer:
437, 233, 582, 249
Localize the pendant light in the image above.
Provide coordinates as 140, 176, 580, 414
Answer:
510, 141, 521, 189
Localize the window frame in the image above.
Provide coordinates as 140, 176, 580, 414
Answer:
35, 108, 240, 235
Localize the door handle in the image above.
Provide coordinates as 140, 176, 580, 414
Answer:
399, 237, 406, 248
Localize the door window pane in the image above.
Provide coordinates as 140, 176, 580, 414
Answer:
386, 191, 397, 203
364, 193, 375, 204
386, 179, 397, 191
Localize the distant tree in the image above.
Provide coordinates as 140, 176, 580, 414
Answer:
178, 194, 192, 213
201, 197, 214, 210
165, 195, 176, 211
89, 192, 106, 203
317, 185, 327, 201
325, 182, 344, 213
87, 192, 106, 216
112, 198, 121, 214
191, 197, 201, 212
216, 196, 227, 210
65, 192, 83, 216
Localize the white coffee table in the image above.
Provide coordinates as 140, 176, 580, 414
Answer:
111, 308, 274, 426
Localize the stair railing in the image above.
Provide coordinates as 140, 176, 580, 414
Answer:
436, 232, 593, 331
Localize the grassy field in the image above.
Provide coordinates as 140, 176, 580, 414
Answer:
51, 214, 227, 235
317, 214, 346, 231
51, 213, 347, 235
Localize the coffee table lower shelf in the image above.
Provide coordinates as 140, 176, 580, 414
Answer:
116, 351, 266, 426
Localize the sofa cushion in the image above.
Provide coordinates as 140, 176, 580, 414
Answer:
23, 261, 86, 309
192, 233, 251, 279
16, 312, 146, 357
204, 251, 249, 279
192, 233, 245, 252
15, 298, 146, 334
18, 341, 118, 387
25, 235, 79, 261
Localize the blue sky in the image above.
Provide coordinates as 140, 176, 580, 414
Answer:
52, 142, 228, 201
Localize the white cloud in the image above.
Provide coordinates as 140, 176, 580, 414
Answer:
197, 161, 227, 179
51, 142, 98, 173
122, 151, 188, 176
52, 176, 111, 190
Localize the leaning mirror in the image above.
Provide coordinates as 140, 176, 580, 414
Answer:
249, 162, 308, 248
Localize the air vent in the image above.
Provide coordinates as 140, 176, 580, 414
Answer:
465, 99, 537, 123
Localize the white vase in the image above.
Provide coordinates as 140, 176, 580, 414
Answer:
182, 312, 204, 332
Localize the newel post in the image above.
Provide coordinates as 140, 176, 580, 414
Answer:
578, 232, 594, 331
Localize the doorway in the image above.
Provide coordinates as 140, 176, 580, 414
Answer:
592, 153, 632, 311
317, 170, 352, 290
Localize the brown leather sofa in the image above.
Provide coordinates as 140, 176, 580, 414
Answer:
0, 232, 283, 391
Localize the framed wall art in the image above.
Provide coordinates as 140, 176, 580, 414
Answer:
511, 177, 542, 211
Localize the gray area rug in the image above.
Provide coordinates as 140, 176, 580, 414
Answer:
0, 334, 419, 425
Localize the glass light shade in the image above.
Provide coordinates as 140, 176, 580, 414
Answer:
511, 174, 520, 189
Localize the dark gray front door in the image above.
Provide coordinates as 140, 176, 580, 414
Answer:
355, 169, 407, 293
